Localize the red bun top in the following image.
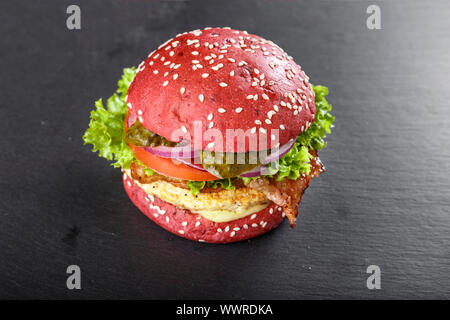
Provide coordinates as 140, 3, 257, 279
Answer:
126, 27, 315, 153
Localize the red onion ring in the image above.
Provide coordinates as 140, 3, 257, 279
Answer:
175, 157, 208, 172
141, 145, 199, 159
240, 139, 296, 177
261, 138, 296, 165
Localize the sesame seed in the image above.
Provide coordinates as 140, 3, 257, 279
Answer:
181, 126, 187, 133
243, 224, 248, 229
199, 94, 204, 102
246, 95, 253, 99
153, 70, 158, 74
174, 64, 181, 69
182, 221, 187, 227
260, 128, 267, 134
192, 51, 199, 55
208, 121, 214, 129
225, 226, 230, 232
169, 51, 174, 57
178, 230, 185, 234
252, 223, 258, 227
163, 81, 169, 87
235, 107, 243, 113
230, 70, 235, 76
228, 58, 235, 63
218, 108, 226, 113
192, 60, 200, 64
207, 142, 214, 148
265, 119, 272, 124
254, 68, 260, 74
234, 227, 240, 231
173, 74, 178, 80
217, 228, 223, 233
270, 208, 274, 214
262, 94, 269, 100
251, 214, 257, 219
164, 72, 169, 77
230, 231, 235, 237
271, 134, 276, 140
207, 113, 213, 121
255, 120, 261, 125
251, 127, 256, 133
180, 87, 185, 94
202, 73, 209, 78
219, 82, 228, 87
195, 221, 200, 227
280, 124, 285, 130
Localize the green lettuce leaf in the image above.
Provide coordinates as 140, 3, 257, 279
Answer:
186, 178, 236, 195
83, 67, 136, 168
297, 85, 335, 151
207, 178, 236, 191
186, 181, 206, 195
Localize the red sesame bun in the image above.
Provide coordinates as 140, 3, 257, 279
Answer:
126, 27, 315, 153
123, 173, 284, 243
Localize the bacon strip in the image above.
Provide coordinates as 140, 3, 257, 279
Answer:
247, 153, 324, 227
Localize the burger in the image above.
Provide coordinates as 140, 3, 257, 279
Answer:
83, 27, 334, 243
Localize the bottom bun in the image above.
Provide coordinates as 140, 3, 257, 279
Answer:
123, 173, 285, 243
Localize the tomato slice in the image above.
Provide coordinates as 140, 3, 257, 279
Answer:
129, 144, 218, 181
124, 113, 218, 181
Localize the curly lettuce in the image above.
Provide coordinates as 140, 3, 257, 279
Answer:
83, 67, 136, 168
187, 178, 235, 195
83, 67, 334, 195
265, 85, 335, 181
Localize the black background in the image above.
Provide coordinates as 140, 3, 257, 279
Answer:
1, 0, 449, 299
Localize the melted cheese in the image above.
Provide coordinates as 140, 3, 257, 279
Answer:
126, 171, 269, 222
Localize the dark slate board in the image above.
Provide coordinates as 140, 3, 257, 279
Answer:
0, 0, 449, 299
